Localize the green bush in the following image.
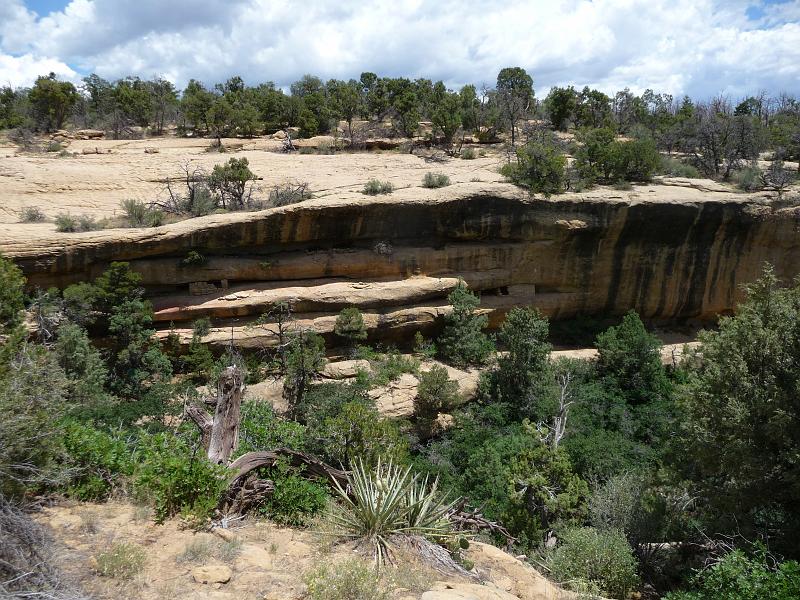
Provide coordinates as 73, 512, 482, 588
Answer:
54, 213, 78, 232
460, 147, 476, 160
334, 307, 368, 353
133, 432, 229, 523
180, 250, 207, 267
437, 281, 494, 368
502, 138, 567, 197
660, 156, 701, 178
545, 526, 639, 599
664, 548, 800, 600
62, 422, 133, 501
257, 462, 329, 526
121, 198, 163, 228
414, 365, 461, 437
422, 172, 451, 188
362, 179, 394, 195
238, 400, 308, 455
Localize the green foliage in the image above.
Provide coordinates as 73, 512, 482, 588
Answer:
133, 431, 228, 523
257, 462, 329, 526
311, 398, 409, 469
208, 157, 256, 209
304, 558, 391, 600
62, 421, 133, 501
362, 179, 394, 195
283, 330, 326, 419
545, 85, 578, 131
121, 198, 162, 228
0, 254, 25, 333
28, 73, 79, 132
437, 281, 494, 368
664, 548, 800, 600
486, 307, 552, 422
366, 349, 419, 386
327, 459, 454, 564
238, 400, 308, 455
421, 413, 587, 548
414, 365, 461, 438
94, 542, 146, 579
595, 310, 671, 406
660, 156, 702, 178
422, 172, 451, 188
575, 129, 661, 183
413, 331, 437, 359
677, 267, 800, 551
496, 67, 534, 146
545, 526, 640, 599
502, 138, 567, 197
54, 322, 110, 411
0, 343, 68, 497
334, 307, 368, 351
460, 147, 476, 159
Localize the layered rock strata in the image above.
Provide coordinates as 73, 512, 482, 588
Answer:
3, 182, 798, 350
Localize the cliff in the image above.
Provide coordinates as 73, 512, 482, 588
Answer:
3, 181, 798, 349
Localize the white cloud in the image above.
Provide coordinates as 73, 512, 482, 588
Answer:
0, 53, 78, 88
0, 0, 798, 98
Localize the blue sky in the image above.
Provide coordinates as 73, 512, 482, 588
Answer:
1, 0, 799, 99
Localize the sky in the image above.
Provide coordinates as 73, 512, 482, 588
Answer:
1, 0, 799, 99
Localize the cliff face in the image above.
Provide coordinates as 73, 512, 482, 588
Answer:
4, 182, 798, 348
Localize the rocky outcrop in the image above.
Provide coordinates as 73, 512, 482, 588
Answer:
3, 182, 798, 348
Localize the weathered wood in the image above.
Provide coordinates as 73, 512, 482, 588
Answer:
207, 366, 245, 465
227, 448, 349, 488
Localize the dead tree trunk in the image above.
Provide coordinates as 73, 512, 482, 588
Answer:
187, 365, 245, 465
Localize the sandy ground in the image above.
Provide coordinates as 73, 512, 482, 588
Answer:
0, 134, 504, 226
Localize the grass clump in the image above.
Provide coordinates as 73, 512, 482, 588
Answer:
55, 212, 102, 232
660, 156, 701, 178
422, 172, 451, 188
94, 542, 146, 579
304, 558, 391, 600
460, 147, 476, 160
18, 206, 46, 223
363, 179, 394, 195
733, 164, 764, 192
121, 198, 164, 228
326, 458, 454, 565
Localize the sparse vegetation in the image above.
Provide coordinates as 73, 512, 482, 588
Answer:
18, 206, 46, 223
94, 542, 146, 579
363, 179, 394, 195
422, 172, 450, 188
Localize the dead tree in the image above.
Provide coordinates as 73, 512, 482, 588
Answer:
186, 365, 245, 465
548, 370, 574, 450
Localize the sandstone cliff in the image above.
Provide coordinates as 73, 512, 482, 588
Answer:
3, 181, 798, 349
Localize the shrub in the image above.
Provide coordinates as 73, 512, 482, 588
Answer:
363, 179, 394, 195
502, 138, 567, 197
545, 526, 639, 599
326, 459, 454, 564
368, 349, 419, 385
257, 464, 329, 526
304, 558, 391, 600
121, 198, 148, 227
437, 281, 494, 368
660, 156, 701, 179
268, 182, 311, 207
78, 214, 101, 231
62, 421, 133, 501
208, 157, 256, 209
94, 542, 146, 579
238, 400, 308, 455
18, 206, 46, 223
414, 365, 461, 437
664, 547, 800, 600
133, 432, 229, 524
612, 180, 634, 190
422, 172, 451, 188
413, 331, 437, 359
460, 147, 476, 160
733, 164, 764, 191
54, 213, 78, 232
334, 307, 368, 352
180, 250, 207, 267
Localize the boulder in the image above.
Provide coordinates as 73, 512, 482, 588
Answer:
192, 564, 232, 584
76, 129, 105, 139
421, 582, 519, 600
144, 146, 159, 154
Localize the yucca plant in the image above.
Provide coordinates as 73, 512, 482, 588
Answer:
326, 458, 456, 565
